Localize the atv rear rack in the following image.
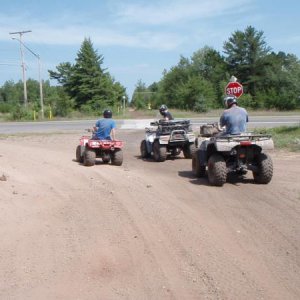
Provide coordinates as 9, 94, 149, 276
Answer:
215, 133, 272, 142
211, 134, 274, 151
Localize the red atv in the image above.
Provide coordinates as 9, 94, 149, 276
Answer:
76, 135, 124, 167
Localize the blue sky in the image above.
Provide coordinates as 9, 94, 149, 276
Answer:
0, 0, 299, 98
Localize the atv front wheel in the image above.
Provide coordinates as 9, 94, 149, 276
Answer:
83, 149, 96, 166
192, 150, 206, 177
183, 143, 196, 159
153, 140, 167, 162
207, 154, 227, 186
111, 149, 123, 166
253, 153, 273, 184
76, 145, 85, 163
140, 140, 150, 158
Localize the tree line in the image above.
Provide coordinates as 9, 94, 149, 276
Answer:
0, 26, 299, 120
132, 26, 300, 112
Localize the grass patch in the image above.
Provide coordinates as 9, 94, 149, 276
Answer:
254, 126, 300, 152
122, 108, 300, 119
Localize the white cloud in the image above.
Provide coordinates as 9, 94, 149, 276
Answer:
112, 0, 252, 25
0, 0, 253, 52
0, 14, 183, 51
32, 26, 183, 50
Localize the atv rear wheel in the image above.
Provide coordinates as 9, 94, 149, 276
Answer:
183, 143, 196, 159
153, 140, 167, 162
192, 150, 206, 177
111, 149, 123, 166
140, 140, 150, 158
253, 153, 273, 184
207, 153, 227, 186
76, 145, 84, 163
83, 149, 96, 166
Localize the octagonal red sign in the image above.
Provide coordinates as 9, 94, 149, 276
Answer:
225, 82, 243, 98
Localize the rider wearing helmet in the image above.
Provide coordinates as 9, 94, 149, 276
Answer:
93, 109, 116, 140
219, 95, 248, 135
159, 104, 174, 121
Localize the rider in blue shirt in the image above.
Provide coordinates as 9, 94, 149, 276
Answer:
220, 95, 248, 135
93, 109, 116, 140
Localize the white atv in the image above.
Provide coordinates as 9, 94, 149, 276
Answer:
193, 123, 274, 186
140, 120, 196, 162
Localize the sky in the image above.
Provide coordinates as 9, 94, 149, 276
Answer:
0, 0, 299, 99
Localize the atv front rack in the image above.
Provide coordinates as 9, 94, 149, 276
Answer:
150, 120, 192, 135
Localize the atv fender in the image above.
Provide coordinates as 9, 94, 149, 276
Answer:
198, 139, 211, 166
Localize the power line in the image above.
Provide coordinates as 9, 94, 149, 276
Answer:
0, 63, 19, 66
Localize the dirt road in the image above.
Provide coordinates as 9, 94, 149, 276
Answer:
0, 130, 299, 299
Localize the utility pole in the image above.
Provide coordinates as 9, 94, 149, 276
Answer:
12, 38, 44, 119
122, 96, 126, 116
37, 55, 44, 119
9, 30, 32, 107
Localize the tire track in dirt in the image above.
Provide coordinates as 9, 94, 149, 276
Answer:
0, 132, 299, 299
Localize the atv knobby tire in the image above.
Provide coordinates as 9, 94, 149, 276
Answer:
207, 153, 227, 186
140, 140, 150, 158
192, 150, 206, 177
253, 153, 273, 184
83, 149, 96, 166
76, 145, 85, 163
111, 149, 123, 166
183, 143, 196, 159
153, 140, 167, 162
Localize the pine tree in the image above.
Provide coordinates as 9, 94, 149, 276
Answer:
49, 37, 126, 111
69, 37, 107, 108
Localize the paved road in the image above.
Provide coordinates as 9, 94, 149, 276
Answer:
0, 115, 299, 134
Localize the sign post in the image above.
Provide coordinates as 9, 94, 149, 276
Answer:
225, 81, 243, 98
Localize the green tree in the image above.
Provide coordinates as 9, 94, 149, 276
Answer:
258, 52, 300, 110
176, 75, 216, 112
156, 52, 219, 111
191, 46, 227, 107
131, 80, 149, 109
48, 62, 73, 86
159, 56, 192, 108
147, 82, 160, 109
223, 26, 271, 99
0, 80, 23, 104
49, 37, 126, 111
69, 38, 106, 108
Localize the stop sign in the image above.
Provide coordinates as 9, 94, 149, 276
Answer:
225, 81, 243, 98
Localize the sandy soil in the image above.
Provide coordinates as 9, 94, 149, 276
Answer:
0, 130, 299, 300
